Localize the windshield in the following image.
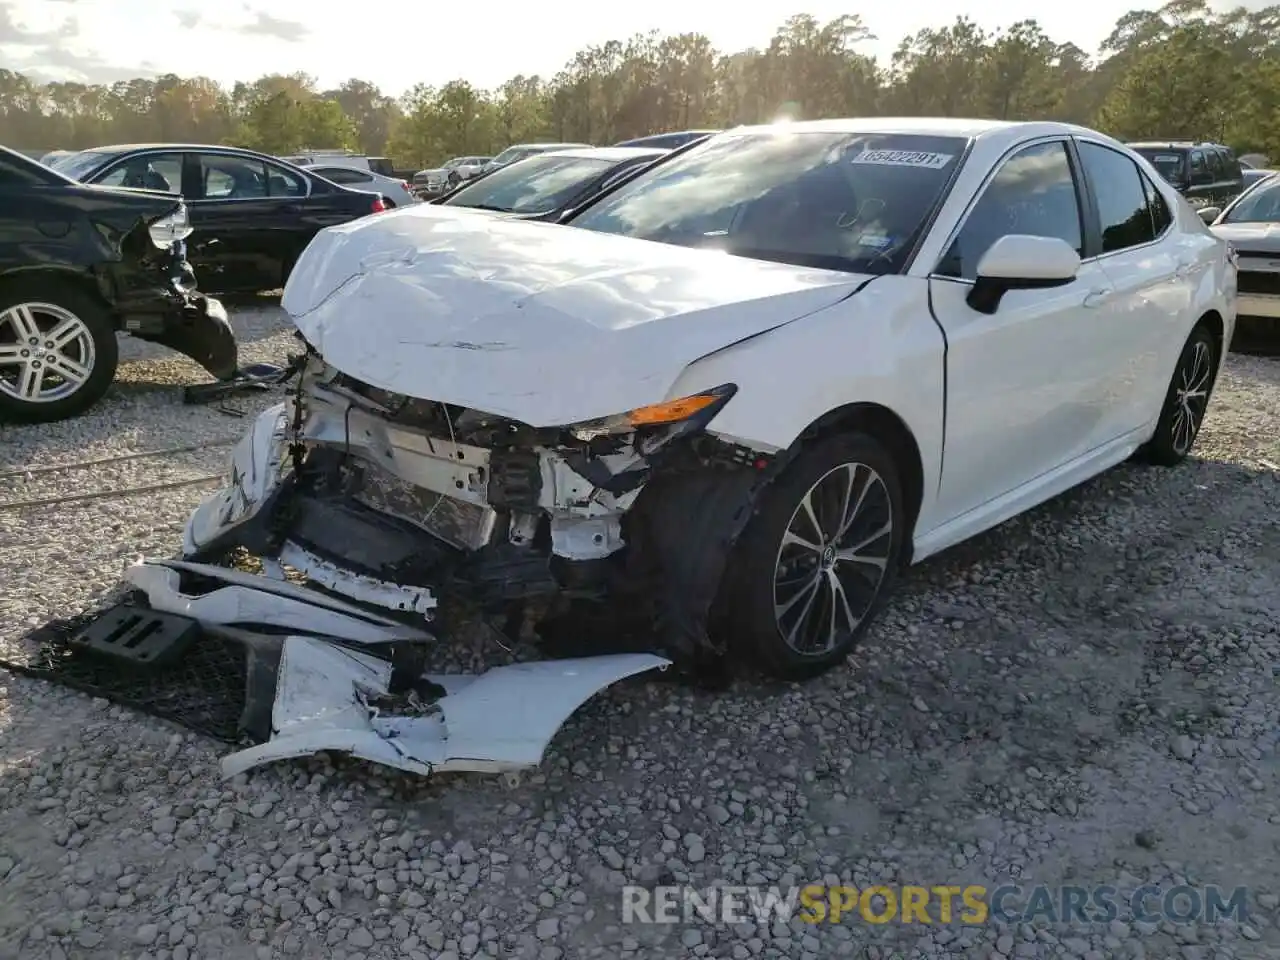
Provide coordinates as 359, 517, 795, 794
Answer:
568, 130, 968, 274
1223, 177, 1280, 223
444, 155, 613, 214
49, 150, 119, 181
1135, 149, 1187, 183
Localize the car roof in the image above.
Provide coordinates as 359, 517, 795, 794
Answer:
734, 117, 1086, 138
1127, 141, 1227, 150
68, 143, 289, 160
502, 142, 591, 151
537, 146, 668, 161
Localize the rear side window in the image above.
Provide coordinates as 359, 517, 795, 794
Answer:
1077, 141, 1155, 252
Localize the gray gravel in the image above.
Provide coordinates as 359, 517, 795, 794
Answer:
1, 305, 1279, 960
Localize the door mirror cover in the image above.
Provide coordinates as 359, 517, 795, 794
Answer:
1197, 206, 1221, 225
967, 234, 1081, 315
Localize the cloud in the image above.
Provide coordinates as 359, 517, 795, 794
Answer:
0, 0, 78, 45
236, 10, 308, 42
174, 9, 201, 29
0, 0, 144, 84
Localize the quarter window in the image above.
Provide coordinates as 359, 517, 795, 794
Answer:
1142, 171, 1172, 237
937, 140, 1082, 280
97, 152, 183, 194
1077, 142, 1156, 253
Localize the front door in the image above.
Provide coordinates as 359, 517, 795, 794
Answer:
927, 139, 1119, 522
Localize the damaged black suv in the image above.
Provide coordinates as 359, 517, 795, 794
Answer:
0, 145, 237, 423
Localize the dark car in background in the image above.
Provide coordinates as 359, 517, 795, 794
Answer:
1127, 141, 1244, 208
433, 146, 667, 221
50, 144, 390, 295
0, 145, 236, 423
613, 129, 719, 149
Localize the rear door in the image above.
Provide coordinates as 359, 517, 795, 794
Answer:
185, 152, 310, 293
927, 138, 1118, 520
1072, 139, 1185, 439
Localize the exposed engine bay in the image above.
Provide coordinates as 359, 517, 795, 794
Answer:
185, 347, 780, 665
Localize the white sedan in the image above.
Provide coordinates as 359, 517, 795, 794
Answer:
306, 164, 417, 207
147, 118, 1235, 774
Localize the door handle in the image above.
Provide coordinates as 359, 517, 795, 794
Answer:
1082, 287, 1114, 308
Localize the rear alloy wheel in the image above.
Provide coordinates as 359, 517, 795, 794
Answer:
0, 284, 118, 424
723, 433, 906, 679
1139, 325, 1219, 466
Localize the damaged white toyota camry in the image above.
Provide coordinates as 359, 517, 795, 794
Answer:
116, 118, 1235, 778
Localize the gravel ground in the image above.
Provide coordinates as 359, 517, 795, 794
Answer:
1, 305, 1279, 960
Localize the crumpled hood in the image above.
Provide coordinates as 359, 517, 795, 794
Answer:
1210, 222, 1280, 254
282, 204, 868, 427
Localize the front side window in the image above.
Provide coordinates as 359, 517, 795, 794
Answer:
1077, 141, 1156, 253
937, 140, 1081, 280
1222, 177, 1280, 223
570, 130, 968, 275
97, 152, 183, 194
444, 155, 613, 214
1190, 151, 1208, 183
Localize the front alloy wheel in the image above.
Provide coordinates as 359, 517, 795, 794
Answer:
1140, 324, 1219, 466
774, 463, 894, 656
722, 432, 906, 679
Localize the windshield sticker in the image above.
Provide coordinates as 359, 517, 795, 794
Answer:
850, 149, 954, 170
1154, 154, 1181, 163
855, 233, 896, 249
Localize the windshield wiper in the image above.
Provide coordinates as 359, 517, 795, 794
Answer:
457, 203, 512, 212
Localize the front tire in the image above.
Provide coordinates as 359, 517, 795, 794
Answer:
0, 280, 118, 424
721, 432, 906, 680
1139, 323, 1219, 466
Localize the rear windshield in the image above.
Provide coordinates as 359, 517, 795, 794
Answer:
568, 130, 968, 275
49, 150, 119, 181
1134, 149, 1187, 183
444, 155, 613, 214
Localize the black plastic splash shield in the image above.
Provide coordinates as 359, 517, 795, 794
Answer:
0, 611, 251, 743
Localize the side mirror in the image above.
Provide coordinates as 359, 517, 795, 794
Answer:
1197, 206, 1221, 225
967, 234, 1080, 315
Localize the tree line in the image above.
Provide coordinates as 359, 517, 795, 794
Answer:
2, 0, 1277, 170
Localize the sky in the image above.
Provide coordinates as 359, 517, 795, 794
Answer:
0, 0, 1257, 96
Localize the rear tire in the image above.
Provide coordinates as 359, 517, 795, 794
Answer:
1138, 323, 1219, 466
720, 432, 906, 680
0, 279, 118, 424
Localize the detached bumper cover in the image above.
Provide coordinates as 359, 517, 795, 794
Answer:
122, 558, 669, 779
